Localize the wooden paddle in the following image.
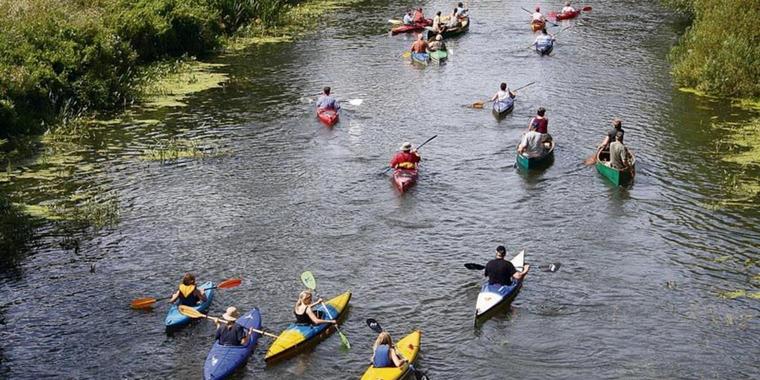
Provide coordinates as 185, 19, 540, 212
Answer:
300, 271, 351, 349
382, 135, 438, 173
471, 81, 536, 109
464, 262, 561, 272
365, 319, 429, 380
130, 278, 242, 310
177, 305, 279, 338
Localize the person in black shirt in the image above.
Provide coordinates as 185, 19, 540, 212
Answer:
214, 307, 251, 346
598, 118, 625, 150
484, 246, 530, 285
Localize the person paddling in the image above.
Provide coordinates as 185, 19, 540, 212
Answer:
402, 10, 413, 25
608, 132, 630, 169
412, 7, 425, 24
214, 307, 252, 346
390, 142, 421, 169
598, 118, 625, 150
316, 86, 340, 111
169, 273, 207, 306
485, 246, 530, 286
428, 34, 447, 52
455, 2, 468, 18
517, 123, 546, 157
528, 107, 552, 142
533, 28, 555, 52
562, 2, 576, 14
294, 290, 338, 326
371, 331, 408, 368
532, 6, 545, 24
410, 33, 429, 54
491, 82, 516, 104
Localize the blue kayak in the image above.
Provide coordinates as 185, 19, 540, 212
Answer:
492, 97, 515, 117
536, 42, 554, 56
165, 281, 215, 329
411, 52, 430, 65
203, 308, 262, 380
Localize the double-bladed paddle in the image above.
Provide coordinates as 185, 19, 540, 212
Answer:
365, 319, 429, 380
300, 271, 351, 349
382, 135, 438, 173
471, 81, 536, 109
177, 305, 279, 338
130, 278, 242, 310
464, 262, 561, 272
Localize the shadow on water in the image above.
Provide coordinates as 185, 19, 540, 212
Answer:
0, 196, 34, 276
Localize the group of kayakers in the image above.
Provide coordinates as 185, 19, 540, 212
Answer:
407, 2, 469, 56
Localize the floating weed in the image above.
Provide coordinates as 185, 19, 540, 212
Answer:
716, 289, 760, 300
140, 138, 225, 162
140, 60, 229, 110
713, 255, 732, 263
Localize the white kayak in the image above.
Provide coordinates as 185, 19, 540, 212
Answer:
475, 250, 525, 320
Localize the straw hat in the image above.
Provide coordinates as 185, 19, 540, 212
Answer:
401, 142, 413, 151
222, 307, 240, 322
436, 34, 443, 41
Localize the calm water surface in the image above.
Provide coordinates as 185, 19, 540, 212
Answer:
1, 0, 758, 379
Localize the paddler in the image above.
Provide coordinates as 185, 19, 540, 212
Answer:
485, 246, 530, 286
169, 273, 207, 306
608, 132, 631, 169
598, 118, 625, 150
532, 6, 545, 23
371, 331, 408, 368
294, 290, 338, 326
455, 2, 468, 18
517, 123, 546, 157
528, 107, 552, 142
432, 11, 443, 32
533, 28, 555, 51
446, 8, 460, 28
428, 34, 447, 52
214, 307, 252, 346
402, 10, 413, 25
316, 86, 340, 111
390, 142, 421, 169
410, 34, 429, 54
490, 82, 516, 104
412, 7, 425, 24
562, 2, 576, 14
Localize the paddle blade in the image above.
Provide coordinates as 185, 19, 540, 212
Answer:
217, 278, 242, 289
584, 153, 597, 165
541, 263, 561, 272
348, 99, 363, 106
464, 263, 485, 270
582, 6, 592, 11
366, 318, 384, 333
301, 271, 317, 290
130, 297, 158, 309
338, 331, 351, 349
471, 101, 485, 109
178, 305, 205, 319
402, 51, 411, 58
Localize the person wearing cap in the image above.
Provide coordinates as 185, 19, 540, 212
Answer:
390, 142, 421, 170
410, 33, 428, 54
484, 246, 530, 286
428, 34, 447, 52
491, 82, 516, 103
412, 7, 425, 24
598, 119, 625, 150
608, 132, 630, 169
214, 307, 251, 346
294, 290, 338, 325
562, 2, 576, 14
528, 107, 552, 142
168, 273, 207, 306
316, 86, 340, 111
518, 123, 546, 157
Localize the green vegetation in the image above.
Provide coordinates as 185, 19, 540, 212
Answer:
665, 0, 760, 99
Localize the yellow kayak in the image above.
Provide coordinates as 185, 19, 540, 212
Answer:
265, 291, 351, 364
360, 330, 421, 380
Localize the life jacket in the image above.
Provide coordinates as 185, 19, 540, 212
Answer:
373, 345, 394, 368
178, 283, 199, 306
531, 117, 549, 133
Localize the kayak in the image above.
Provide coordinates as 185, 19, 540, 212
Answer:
264, 291, 351, 365
165, 281, 215, 330
203, 307, 262, 380
531, 19, 545, 32
317, 108, 339, 127
475, 251, 525, 321
555, 10, 581, 20
391, 19, 432, 35
516, 140, 555, 170
595, 147, 636, 186
411, 52, 430, 65
536, 42, 554, 56
427, 16, 469, 39
430, 49, 448, 63
392, 168, 418, 193
492, 98, 515, 118
360, 330, 422, 380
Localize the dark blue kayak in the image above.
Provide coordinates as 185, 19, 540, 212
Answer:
536, 42, 554, 56
203, 308, 262, 380
411, 52, 430, 65
165, 281, 215, 330
492, 98, 515, 118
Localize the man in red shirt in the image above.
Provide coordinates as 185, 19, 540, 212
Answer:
412, 7, 425, 23
390, 142, 421, 169
528, 107, 552, 142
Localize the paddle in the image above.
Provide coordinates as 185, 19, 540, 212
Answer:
382, 135, 438, 173
300, 271, 350, 349
521, 7, 559, 27
130, 278, 242, 310
365, 319, 429, 380
178, 305, 279, 338
471, 81, 536, 109
464, 262, 561, 272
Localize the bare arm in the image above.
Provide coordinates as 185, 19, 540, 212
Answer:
196, 288, 207, 302
307, 306, 338, 325
169, 290, 179, 303
513, 264, 531, 280
389, 347, 408, 367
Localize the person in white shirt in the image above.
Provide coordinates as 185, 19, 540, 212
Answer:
491, 82, 515, 103
533, 28, 555, 50
402, 10, 413, 25
518, 124, 546, 157
562, 2, 576, 14
532, 6, 544, 21
447, 8, 459, 28
432, 11, 442, 32
455, 2, 468, 18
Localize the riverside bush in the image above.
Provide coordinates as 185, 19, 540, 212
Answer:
667, 0, 760, 98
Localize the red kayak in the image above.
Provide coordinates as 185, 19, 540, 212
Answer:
392, 168, 418, 193
390, 19, 432, 35
317, 108, 339, 126
550, 9, 581, 20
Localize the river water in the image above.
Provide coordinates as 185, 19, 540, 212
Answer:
1, 0, 758, 379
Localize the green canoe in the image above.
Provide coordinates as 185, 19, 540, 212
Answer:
430, 49, 448, 63
595, 147, 636, 186
516, 140, 555, 170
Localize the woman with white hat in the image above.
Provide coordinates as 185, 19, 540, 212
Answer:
214, 307, 251, 346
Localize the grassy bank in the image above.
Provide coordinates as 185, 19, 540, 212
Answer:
665, 0, 760, 99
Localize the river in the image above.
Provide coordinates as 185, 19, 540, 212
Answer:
1, 0, 758, 379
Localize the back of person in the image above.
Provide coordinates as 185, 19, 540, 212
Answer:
177, 284, 199, 306
537, 34, 553, 47
521, 131, 545, 157
496, 90, 512, 102
411, 39, 427, 53
485, 258, 516, 285
562, 6, 575, 13
532, 12, 543, 21
317, 95, 338, 110
606, 128, 624, 148
373, 344, 394, 368
216, 323, 245, 346
609, 141, 627, 169
447, 12, 459, 27
531, 117, 549, 134
391, 151, 420, 169
412, 10, 424, 23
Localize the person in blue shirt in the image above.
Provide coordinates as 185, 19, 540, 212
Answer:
371, 332, 407, 368
214, 307, 252, 346
316, 87, 340, 111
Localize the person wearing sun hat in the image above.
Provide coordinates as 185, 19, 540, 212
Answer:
214, 307, 250, 346
389, 141, 421, 170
